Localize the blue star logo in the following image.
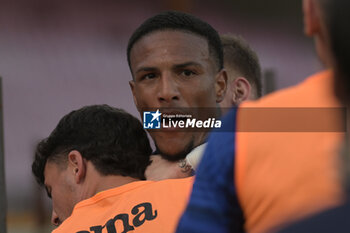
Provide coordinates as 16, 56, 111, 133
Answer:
143, 109, 162, 129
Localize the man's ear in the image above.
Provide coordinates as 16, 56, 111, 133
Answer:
67, 150, 86, 184
303, 0, 321, 36
215, 69, 228, 103
231, 77, 252, 105
129, 80, 139, 111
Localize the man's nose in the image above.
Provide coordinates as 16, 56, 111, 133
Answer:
51, 209, 60, 226
157, 74, 180, 103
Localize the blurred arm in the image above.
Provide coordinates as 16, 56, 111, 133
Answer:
176, 108, 245, 233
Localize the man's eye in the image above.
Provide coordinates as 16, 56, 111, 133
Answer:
143, 73, 156, 80
181, 70, 196, 77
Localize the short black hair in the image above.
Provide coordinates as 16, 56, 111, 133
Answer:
127, 11, 223, 74
221, 34, 262, 98
32, 105, 152, 186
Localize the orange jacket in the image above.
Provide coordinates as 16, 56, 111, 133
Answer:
236, 71, 345, 232
53, 177, 193, 233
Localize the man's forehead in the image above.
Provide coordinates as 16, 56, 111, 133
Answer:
133, 30, 208, 54
130, 30, 212, 70
43, 161, 52, 181
44, 161, 58, 182
141, 29, 207, 42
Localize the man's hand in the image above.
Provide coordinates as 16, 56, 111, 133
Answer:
145, 155, 193, 181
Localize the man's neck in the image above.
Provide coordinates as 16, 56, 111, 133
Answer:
79, 162, 140, 200
94, 175, 140, 194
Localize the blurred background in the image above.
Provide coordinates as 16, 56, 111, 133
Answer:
0, 0, 322, 232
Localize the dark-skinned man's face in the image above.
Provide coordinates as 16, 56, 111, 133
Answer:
129, 30, 226, 160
